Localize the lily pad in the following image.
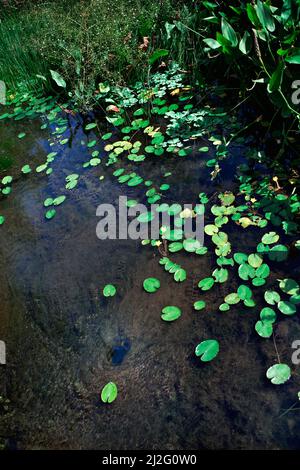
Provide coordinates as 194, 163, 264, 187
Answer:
195, 339, 219, 362
161, 306, 182, 322
194, 300, 206, 311
266, 364, 291, 385
101, 382, 118, 403
103, 284, 117, 297
143, 277, 160, 293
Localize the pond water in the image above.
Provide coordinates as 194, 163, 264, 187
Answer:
0, 112, 299, 450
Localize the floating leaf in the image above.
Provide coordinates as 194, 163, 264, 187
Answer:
262, 232, 280, 245
101, 382, 118, 403
198, 277, 215, 291
260, 307, 276, 323
278, 301, 297, 315
103, 284, 116, 297
45, 208, 56, 220
195, 339, 219, 362
143, 277, 160, 293
266, 364, 291, 385
224, 293, 240, 305
264, 290, 281, 305
161, 306, 181, 322
279, 279, 299, 295
174, 268, 187, 282
194, 300, 206, 311
248, 253, 263, 268
255, 320, 273, 338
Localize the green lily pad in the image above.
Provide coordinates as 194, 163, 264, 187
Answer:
161, 306, 182, 322
260, 307, 276, 323
266, 364, 291, 385
248, 253, 263, 268
224, 293, 240, 305
264, 290, 281, 305
21, 164, 32, 174
262, 231, 279, 245
45, 208, 56, 220
255, 320, 273, 338
195, 339, 219, 362
101, 382, 118, 403
194, 300, 206, 311
143, 277, 160, 293
279, 279, 299, 295
278, 301, 297, 315
103, 284, 117, 297
198, 277, 215, 291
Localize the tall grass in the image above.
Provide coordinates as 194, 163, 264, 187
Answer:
0, 0, 184, 100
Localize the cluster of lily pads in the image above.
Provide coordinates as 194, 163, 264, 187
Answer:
1, 63, 299, 400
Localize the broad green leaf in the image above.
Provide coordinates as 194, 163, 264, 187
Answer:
103, 284, 117, 297
101, 382, 118, 403
50, 69, 66, 88
221, 17, 238, 47
143, 277, 160, 293
161, 306, 182, 322
195, 339, 219, 362
266, 364, 291, 385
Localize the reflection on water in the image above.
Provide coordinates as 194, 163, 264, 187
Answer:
0, 113, 299, 450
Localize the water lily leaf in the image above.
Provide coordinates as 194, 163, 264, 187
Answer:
174, 268, 187, 282
161, 306, 181, 322
0, 215, 5, 225
183, 238, 201, 252
53, 195, 66, 206
266, 364, 291, 385
224, 293, 240, 305
198, 277, 215, 291
101, 382, 118, 403
248, 253, 263, 268
256, 263, 270, 279
279, 279, 299, 295
218, 192, 235, 206
234, 252, 248, 264
255, 320, 273, 338
237, 285, 252, 300
194, 300, 206, 311
137, 212, 154, 223
44, 198, 54, 207
204, 224, 218, 236
45, 208, 56, 220
143, 277, 160, 293
268, 245, 288, 262
103, 284, 116, 297
21, 164, 31, 174
212, 268, 228, 283
278, 301, 297, 315
262, 231, 279, 245
264, 290, 281, 305
252, 277, 266, 287
260, 307, 276, 323
238, 263, 255, 280
168, 242, 183, 253
219, 303, 230, 312
195, 339, 219, 362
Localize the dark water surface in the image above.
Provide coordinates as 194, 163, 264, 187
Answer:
0, 113, 299, 450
